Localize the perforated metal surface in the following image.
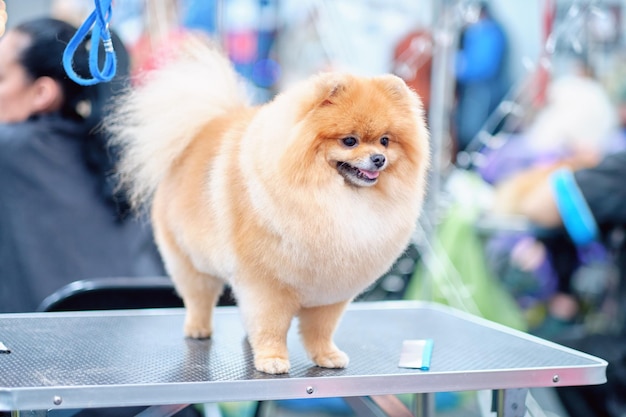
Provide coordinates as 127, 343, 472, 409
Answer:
0, 301, 607, 411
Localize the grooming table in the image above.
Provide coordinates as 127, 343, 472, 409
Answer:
0, 301, 607, 416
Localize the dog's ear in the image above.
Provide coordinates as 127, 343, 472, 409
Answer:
377, 74, 412, 100
321, 81, 345, 106
313, 73, 350, 107
377, 74, 424, 113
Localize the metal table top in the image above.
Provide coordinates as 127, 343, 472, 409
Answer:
0, 301, 607, 411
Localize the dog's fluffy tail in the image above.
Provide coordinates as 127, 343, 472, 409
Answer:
108, 36, 247, 210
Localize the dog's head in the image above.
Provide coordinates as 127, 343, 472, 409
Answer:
282, 72, 429, 191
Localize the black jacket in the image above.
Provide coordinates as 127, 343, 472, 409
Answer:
575, 151, 626, 280
0, 114, 164, 312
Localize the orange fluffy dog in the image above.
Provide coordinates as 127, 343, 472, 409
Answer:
109, 39, 429, 374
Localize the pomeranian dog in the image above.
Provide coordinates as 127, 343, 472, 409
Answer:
109, 38, 429, 374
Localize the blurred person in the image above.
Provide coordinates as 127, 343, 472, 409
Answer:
505, 151, 624, 323
480, 68, 619, 187
0, 17, 165, 313
516, 151, 626, 417
487, 86, 623, 332
519, 153, 626, 259
524, 70, 618, 158
454, 0, 510, 153
479, 66, 620, 314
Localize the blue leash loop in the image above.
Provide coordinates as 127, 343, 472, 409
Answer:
63, 0, 117, 85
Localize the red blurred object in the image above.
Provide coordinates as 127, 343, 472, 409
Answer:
393, 30, 433, 112
129, 30, 192, 83
226, 31, 258, 64
533, 0, 556, 107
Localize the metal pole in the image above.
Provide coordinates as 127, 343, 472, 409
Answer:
413, 393, 436, 417
417, 0, 460, 301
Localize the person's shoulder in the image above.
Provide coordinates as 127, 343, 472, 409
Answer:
0, 122, 33, 150
0, 119, 42, 140
0, 115, 82, 146
0, 120, 50, 166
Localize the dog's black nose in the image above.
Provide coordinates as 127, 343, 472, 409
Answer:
371, 154, 386, 168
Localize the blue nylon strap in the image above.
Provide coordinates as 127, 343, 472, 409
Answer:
550, 168, 599, 246
62, 0, 116, 86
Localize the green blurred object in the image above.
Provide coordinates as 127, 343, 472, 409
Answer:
405, 203, 527, 331
218, 401, 258, 417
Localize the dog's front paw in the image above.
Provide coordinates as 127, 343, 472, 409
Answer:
255, 356, 291, 374
184, 320, 212, 339
312, 349, 349, 369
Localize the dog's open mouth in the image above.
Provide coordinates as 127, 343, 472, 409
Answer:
336, 162, 379, 186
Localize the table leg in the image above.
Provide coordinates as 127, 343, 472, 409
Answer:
494, 389, 528, 417
343, 393, 436, 417
345, 395, 416, 417
413, 393, 435, 417
344, 396, 388, 417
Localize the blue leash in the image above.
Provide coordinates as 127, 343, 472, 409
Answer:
62, 0, 117, 85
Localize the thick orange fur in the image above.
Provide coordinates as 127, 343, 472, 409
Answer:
109, 38, 430, 374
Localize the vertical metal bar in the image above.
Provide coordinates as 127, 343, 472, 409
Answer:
413, 393, 435, 417
494, 389, 505, 416
494, 389, 528, 417
343, 396, 388, 417
417, 0, 461, 301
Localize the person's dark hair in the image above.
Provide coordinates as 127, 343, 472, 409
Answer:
14, 17, 131, 219
14, 18, 94, 121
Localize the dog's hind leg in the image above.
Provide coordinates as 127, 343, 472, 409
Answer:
175, 267, 224, 339
155, 223, 224, 339
298, 300, 350, 369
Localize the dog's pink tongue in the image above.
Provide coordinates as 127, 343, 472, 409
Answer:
359, 169, 379, 179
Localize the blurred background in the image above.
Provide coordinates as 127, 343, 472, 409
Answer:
3, 0, 626, 416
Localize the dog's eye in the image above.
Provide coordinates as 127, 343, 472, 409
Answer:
380, 136, 389, 147
342, 137, 358, 147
